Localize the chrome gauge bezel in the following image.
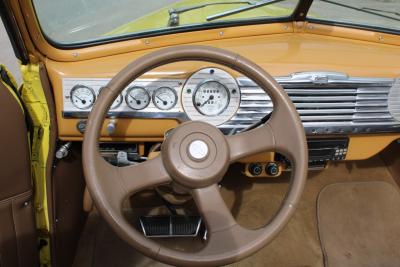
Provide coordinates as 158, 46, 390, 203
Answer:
99, 87, 123, 110
125, 86, 151, 110
152, 86, 178, 110
192, 79, 231, 116
182, 68, 241, 126
70, 84, 96, 110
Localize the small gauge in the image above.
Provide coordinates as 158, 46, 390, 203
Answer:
99, 87, 123, 110
152, 87, 177, 110
193, 80, 230, 116
125, 86, 150, 110
70, 85, 96, 110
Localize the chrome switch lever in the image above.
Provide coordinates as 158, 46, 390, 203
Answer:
106, 118, 117, 135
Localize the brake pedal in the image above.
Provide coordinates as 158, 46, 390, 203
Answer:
139, 215, 202, 237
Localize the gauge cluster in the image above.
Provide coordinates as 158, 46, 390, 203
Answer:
63, 78, 183, 118
63, 68, 240, 128
62, 68, 241, 126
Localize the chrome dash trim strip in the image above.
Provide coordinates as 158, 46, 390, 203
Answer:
63, 72, 399, 136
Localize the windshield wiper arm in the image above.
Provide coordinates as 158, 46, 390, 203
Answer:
168, 1, 255, 26
206, 0, 285, 21
319, 0, 400, 22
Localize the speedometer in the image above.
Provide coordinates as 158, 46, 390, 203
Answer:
193, 80, 230, 116
181, 68, 240, 126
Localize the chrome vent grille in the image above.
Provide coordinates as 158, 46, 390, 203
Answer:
221, 73, 399, 135
388, 79, 400, 122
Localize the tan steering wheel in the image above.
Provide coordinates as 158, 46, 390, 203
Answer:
83, 45, 308, 266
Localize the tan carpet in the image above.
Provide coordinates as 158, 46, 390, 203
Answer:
317, 182, 400, 267
73, 155, 399, 267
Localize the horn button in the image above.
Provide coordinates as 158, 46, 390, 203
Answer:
188, 140, 209, 161
162, 121, 230, 189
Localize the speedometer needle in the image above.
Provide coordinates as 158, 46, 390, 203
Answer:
201, 95, 214, 106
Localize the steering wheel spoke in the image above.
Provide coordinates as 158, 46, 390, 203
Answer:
116, 156, 171, 196
267, 108, 306, 164
227, 122, 275, 162
192, 184, 237, 234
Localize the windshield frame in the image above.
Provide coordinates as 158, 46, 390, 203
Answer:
29, 0, 400, 50
31, 0, 306, 49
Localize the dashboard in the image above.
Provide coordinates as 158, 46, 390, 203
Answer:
39, 25, 400, 164
62, 68, 400, 136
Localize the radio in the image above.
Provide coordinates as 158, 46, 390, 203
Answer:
307, 138, 349, 168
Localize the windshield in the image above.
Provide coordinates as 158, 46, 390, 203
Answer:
308, 0, 400, 32
32, 0, 299, 45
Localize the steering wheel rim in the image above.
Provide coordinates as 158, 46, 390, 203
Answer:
82, 45, 308, 267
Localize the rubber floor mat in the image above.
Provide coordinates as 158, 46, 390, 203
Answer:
317, 181, 400, 267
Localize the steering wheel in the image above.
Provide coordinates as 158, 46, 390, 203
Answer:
83, 45, 308, 266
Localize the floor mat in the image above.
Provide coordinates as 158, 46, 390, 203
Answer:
317, 182, 400, 267
74, 156, 399, 267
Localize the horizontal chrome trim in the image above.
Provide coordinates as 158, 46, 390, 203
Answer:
237, 73, 394, 87
63, 72, 400, 136
225, 73, 398, 135
63, 111, 188, 120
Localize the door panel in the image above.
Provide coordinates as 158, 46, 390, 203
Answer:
0, 69, 38, 267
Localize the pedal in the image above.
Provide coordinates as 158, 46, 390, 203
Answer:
139, 215, 202, 237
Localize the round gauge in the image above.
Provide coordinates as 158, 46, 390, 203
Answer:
152, 87, 178, 110
125, 86, 150, 110
70, 85, 96, 110
99, 87, 123, 110
193, 80, 230, 116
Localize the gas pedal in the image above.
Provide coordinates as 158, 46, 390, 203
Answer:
139, 215, 202, 237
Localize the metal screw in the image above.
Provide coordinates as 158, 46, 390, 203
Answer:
219, 31, 224, 37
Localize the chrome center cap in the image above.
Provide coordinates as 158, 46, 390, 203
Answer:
188, 140, 209, 160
